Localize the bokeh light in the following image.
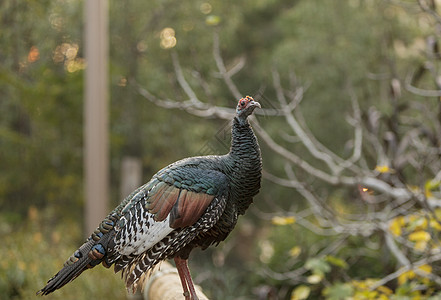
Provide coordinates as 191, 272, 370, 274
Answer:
159, 27, 177, 49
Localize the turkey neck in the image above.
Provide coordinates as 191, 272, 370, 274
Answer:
224, 117, 262, 214
229, 117, 261, 159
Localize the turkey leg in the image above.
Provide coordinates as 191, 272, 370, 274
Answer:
174, 257, 199, 300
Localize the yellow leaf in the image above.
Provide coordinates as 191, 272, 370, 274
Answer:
353, 280, 367, 290
272, 216, 296, 226
412, 294, 423, 300
289, 246, 302, 258
375, 165, 394, 173
408, 230, 431, 242
364, 291, 379, 298
307, 274, 323, 284
425, 180, 440, 199
425, 189, 433, 198
205, 15, 221, 26
291, 285, 311, 300
414, 240, 428, 251
376, 285, 393, 295
389, 216, 405, 236
418, 264, 432, 274
425, 179, 440, 191
398, 265, 432, 286
398, 270, 415, 285
430, 219, 441, 231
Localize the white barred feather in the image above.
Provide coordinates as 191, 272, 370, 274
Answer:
114, 203, 174, 256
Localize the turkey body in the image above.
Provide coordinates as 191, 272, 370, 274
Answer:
38, 97, 262, 299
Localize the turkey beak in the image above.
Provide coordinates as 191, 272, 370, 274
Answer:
249, 100, 261, 109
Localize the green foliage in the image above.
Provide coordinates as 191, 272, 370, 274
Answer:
261, 203, 441, 299
322, 283, 353, 300
0, 207, 125, 299
0, 0, 84, 220
305, 257, 331, 278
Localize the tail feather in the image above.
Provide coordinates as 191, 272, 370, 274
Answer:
37, 239, 95, 295
37, 230, 115, 296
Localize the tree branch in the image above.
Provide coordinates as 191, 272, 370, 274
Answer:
213, 30, 242, 100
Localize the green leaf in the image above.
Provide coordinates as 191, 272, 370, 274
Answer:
395, 282, 412, 296
325, 255, 348, 269
322, 282, 354, 300
305, 257, 331, 275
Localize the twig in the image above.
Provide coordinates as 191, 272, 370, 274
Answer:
171, 51, 200, 103
213, 30, 242, 100
405, 68, 441, 97
272, 68, 341, 174
370, 252, 441, 290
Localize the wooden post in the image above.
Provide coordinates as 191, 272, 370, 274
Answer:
84, 0, 109, 235
142, 262, 209, 300
120, 157, 143, 198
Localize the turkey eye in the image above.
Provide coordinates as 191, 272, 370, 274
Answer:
240, 101, 246, 107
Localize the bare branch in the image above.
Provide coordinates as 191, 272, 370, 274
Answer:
272, 68, 341, 174
383, 228, 411, 266
405, 67, 441, 97
171, 51, 200, 103
252, 117, 339, 184
370, 252, 441, 290
212, 55, 246, 78
260, 265, 307, 282
342, 84, 363, 166
135, 81, 234, 119
191, 70, 214, 100
253, 116, 413, 200
213, 30, 242, 99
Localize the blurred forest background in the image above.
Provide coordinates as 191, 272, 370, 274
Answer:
2, 0, 441, 299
